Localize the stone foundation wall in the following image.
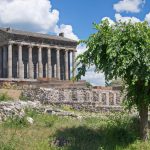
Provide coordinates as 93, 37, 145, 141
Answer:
22, 88, 122, 112
0, 101, 41, 121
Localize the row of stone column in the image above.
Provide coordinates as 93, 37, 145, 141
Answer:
1, 43, 76, 80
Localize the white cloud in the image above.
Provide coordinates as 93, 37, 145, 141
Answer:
76, 45, 105, 86
113, 0, 145, 13
55, 24, 79, 41
0, 0, 59, 33
0, 0, 105, 86
76, 44, 87, 55
145, 12, 150, 24
102, 17, 115, 25
115, 13, 141, 23
82, 70, 105, 86
0, 0, 79, 40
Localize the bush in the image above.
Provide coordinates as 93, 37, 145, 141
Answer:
25, 108, 39, 118
3, 116, 29, 128
19, 93, 28, 101
0, 141, 16, 150
0, 92, 12, 102
106, 112, 139, 145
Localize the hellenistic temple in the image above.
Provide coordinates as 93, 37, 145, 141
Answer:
0, 27, 77, 81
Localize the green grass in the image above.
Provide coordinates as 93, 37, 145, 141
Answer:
0, 92, 13, 101
0, 110, 150, 150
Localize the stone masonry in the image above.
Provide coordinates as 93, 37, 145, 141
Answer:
22, 88, 122, 112
0, 27, 77, 81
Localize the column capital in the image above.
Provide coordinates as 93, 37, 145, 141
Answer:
55, 47, 61, 50
38, 45, 42, 48
18, 43, 23, 47
65, 49, 69, 52
47, 46, 52, 50
8, 42, 13, 46
28, 44, 33, 48
70, 49, 77, 52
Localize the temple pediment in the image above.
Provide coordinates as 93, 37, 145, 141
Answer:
0, 27, 78, 48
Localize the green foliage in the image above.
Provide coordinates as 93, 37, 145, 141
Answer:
19, 93, 28, 101
0, 130, 17, 150
0, 140, 16, 150
86, 81, 93, 88
76, 20, 150, 109
106, 112, 139, 143
3, 116, 29, 128
107, 78, 123, 87
50, 112, 139, 150
60, 105, 73, 111
3, 109, 39, 129
0, 92, 13, 101
0, 111, 149, 150
25, 108, 39, 118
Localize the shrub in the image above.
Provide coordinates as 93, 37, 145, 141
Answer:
0, 92, 12, 102
106, 112, 139, 145
3, 116, 29, 128
19, 93, 28, 101
25, 108, 39, 118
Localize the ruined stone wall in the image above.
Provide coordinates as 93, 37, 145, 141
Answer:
22, 88, 122, 112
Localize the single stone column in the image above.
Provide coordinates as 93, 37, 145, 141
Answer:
113, 92, 117, 106
3, 46, 7, 78
27, 63, 28, 78
45, 63, 48, 77
8, 43, 13, 79
0, 47, 2, 78
36, 63, 38, 78
89, 91, 93, 102
18, 44, 24, 79
65, 50, 69, 80
54, 64, 57, 78
68, 51, 71, 80
72, 51, 76, 79
56, 48, 60, 80
99, 92, 102, 103
28, 45, 33, 79
106, 92, 110, 106
38, 46, 43, 78
47, 48, 52, 78
17, 61, 18, 77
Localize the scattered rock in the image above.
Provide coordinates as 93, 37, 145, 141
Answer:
53, 137, 70, 147
44, 108, 82, 119
0, 87, 122, 121
0, 101, 41, 121
26, 117, 34, 124
22, 87, 122, 112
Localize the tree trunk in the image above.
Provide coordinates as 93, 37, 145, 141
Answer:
139, 102, 149, 141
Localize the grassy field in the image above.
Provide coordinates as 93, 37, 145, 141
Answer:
0, 109, 150, 150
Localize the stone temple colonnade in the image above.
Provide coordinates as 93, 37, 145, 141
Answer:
0, 41, 76, 81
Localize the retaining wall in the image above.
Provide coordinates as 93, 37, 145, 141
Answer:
22, 88, 123, 112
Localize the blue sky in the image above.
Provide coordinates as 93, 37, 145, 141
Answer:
0, 0, 150, 85
51, 0, 150, 39
51, 0, 119, 39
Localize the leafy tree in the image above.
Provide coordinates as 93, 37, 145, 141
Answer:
106, 79, 123, 87
86, 81, 93, 88
76, 20, 150, 140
